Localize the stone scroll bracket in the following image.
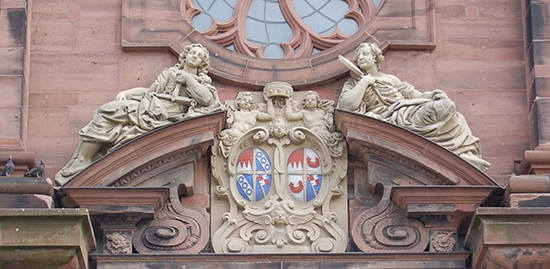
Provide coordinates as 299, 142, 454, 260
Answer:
336, 110, 500, 253
120, 0, 436, 88
59, 113, 224, 255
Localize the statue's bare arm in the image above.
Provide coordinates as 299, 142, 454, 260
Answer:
338, 75, 376, 111
176, 72, 214, 106
114, 87, 153, 101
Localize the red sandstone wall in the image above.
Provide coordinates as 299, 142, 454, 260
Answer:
16, 0, 528, 185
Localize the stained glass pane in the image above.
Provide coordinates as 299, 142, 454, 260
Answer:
191, 0, 237, 31
189, 0, 380, 58
246, 0, 293, 59
292, 0, 355, 35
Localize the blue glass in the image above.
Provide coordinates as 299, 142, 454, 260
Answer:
190, 0, 375, 58
246, 0, 293, 59
191, 0, 238, 30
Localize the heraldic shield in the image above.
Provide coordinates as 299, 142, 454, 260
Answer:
237, 147, 272, 202
288, 148, 323, 202
211, 86, 348, 253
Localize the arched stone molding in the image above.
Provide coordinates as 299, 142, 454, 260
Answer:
336, 110, 498, 187
121, 0, 435, 88
61, 112, 224, 255
335, 110, 499, 253
63, 112, 224, 188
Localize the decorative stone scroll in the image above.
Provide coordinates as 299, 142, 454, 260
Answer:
352, 198, 429, 253
133, 200, 207, 254
211, 83, 348, 253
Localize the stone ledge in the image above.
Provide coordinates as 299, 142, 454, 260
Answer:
92, 252, 471, 269
465, 207, 550, 268
0, 208, 96, 269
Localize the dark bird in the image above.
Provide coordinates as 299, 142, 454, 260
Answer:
24, 159, 45, 177
1, 156, 15, 177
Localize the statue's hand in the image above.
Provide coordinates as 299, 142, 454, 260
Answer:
176, 71, 192, 84
114, 92, 127, 101
286, 93, 294, 103
359, 75, 376, 85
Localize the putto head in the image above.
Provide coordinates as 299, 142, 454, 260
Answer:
235, 92, 255, 110
302, 91, 321, 110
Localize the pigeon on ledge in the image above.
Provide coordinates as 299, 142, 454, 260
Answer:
25, 159, 45, 177
1, 156, 15, 177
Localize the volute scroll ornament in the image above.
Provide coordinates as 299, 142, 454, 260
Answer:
352, 195, 429, 253
211, 83, 348, 253
133, 200, 208, 254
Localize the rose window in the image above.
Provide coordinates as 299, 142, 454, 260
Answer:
177, 0, 384, 59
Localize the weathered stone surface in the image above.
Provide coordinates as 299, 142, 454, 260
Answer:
0, 194, 54, 208
465, 207, 550, 269
508, 193, 550, 207
0, 208, 96, 269
91, 252, 471, 269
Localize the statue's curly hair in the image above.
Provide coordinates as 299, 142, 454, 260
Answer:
235, 92, 255, 110
301, 91, 322, 109
353, 43, 384, 70
177, 43, 210, 78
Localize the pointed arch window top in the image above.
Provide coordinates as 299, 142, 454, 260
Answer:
178, 0, 382, 59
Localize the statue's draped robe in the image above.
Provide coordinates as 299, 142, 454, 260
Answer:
80, 67, 221, 152
341, 77, 482, 158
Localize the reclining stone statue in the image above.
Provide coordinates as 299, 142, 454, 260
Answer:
56, 43, 222, 185
337, 43, 490, 171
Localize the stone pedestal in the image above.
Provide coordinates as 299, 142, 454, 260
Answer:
465, 208, 550, 268
0, 209, 96, 269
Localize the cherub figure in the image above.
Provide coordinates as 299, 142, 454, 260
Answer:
218, 92, 274, 157
285, 91, 334, 136
285, 91, 344, 157
224, 92, 274, 137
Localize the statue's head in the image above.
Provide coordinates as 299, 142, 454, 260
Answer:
178, 43, 210, 76
235, 92, 255, 111
353, 43, 384, 70
302, 91, 321, 110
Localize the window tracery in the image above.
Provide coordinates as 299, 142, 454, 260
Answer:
176, 0, 383, 59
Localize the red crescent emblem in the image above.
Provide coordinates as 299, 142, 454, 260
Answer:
289, 181, 304, 193
306, 156, 320, 168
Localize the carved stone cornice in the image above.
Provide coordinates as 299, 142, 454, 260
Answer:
335, 109, 498, 187
360, 144, 449, 185
63, 112, 223, 187
111, 146, 200, 187
92, 252, 472, 267
61, 187, 170, 215
465, 208, 550, 269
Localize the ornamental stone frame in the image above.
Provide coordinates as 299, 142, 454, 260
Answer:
210, 84, 348, 253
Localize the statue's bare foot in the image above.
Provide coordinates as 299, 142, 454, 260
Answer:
460, 152, 491, 172
60, 158, 91, 177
